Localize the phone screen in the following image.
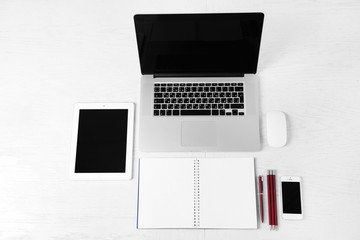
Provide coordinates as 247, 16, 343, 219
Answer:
282, 181, 302, 214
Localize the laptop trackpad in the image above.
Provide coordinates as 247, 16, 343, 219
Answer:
181, 121, 217, 147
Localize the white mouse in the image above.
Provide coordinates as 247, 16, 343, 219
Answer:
266, 111, 287, 148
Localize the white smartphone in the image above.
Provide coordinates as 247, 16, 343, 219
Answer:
280, 176, 303, 220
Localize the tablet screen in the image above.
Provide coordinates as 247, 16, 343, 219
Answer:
75, 109, 128, 173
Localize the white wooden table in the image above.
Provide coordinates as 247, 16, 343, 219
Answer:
1, 0, 360, 239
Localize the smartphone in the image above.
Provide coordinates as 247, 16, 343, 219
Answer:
280, 176, 303, 220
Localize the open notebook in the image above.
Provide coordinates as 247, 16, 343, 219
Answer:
137, 157, 257, 229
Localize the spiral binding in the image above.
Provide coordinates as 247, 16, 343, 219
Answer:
193, 159, 200, 227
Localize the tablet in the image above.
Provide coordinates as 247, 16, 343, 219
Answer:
70, 103, 134, 180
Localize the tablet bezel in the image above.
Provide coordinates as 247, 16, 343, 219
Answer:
70, 103, 134, 180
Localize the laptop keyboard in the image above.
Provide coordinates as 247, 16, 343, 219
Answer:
153, 82, 245, 116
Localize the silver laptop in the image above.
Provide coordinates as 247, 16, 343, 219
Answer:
134, 13, 264, 152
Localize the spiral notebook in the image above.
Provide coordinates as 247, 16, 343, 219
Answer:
137, 157, 257, 229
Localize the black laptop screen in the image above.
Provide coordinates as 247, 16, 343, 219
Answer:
134, 13, 264, 76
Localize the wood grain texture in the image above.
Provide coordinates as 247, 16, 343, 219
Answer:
1, 0, 360, 239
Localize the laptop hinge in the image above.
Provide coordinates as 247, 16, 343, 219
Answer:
153, 72, 244, 78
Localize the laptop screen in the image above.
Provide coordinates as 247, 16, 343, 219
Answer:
134, 13, 264, 76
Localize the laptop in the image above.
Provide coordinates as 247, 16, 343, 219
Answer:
134, 13, 264, 152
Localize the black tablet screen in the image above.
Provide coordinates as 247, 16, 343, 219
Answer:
75, 109, 128, 173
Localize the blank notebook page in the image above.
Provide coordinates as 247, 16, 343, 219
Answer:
137, 158, 195, 228
200, 158, 257, 228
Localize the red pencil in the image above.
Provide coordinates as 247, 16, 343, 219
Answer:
272, 170, 278, 230
267, 170, 272, 229
270, 170, 275, 230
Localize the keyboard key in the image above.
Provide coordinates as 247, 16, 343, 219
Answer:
231, 104, 244, 109
161, 87, 166, 92
225, 104, 230, 109
154, 93, 162, 98
154, 104, 161, 109
154, 110, 159, 116
160, 110, 165, 116
220, 110, 225, 115
181, 110, 211, 115
174, 104, 180, 109
225, 83, 230, 86
173, 110, 180, 116
212, 110, 219, 115
154, 83, 160, 86
235, 87, 244, 91
232, 110, 238, 115
161, 104, 167, 109
239, 112, 245, 115
154, 99, 164, 103
154, 87, 160, 92
165, 99, 170, 103
166, 110, 172, 116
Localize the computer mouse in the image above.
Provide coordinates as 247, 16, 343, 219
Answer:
266, 111, 287, 148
